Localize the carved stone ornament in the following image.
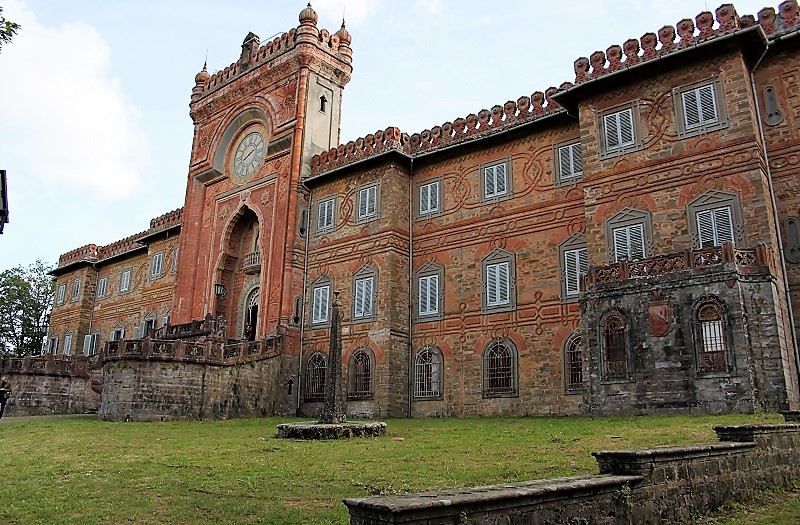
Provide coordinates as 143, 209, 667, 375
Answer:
648, 299, 671, 336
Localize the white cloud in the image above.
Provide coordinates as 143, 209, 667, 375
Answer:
0, 0, 148, 200
313, 0, 382, 27
416, 0, 442, 14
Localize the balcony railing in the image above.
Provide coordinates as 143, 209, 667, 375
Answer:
242, 251, 262, 274
586, 243, 774, 286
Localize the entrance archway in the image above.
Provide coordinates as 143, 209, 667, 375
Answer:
244, 287, 259, 340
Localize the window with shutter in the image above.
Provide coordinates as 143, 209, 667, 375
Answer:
682, 84, 718, 129
56, 283, 66, 305
612, 224, 646, 261
150, 252, 164, 278
357, 185, 378, 221
96, 277, 108, 299
63, 331, 73, 356
419, 181, 440, 215
83, 333, 99, 356
564, 247, 588, 296
486, 262, 510, 307
120, 269, 132, 293
557, 143, 583, 182
696, 206, 734, 248
70, 279, 81, 301
354, 276, 374, 318
311, 284, 330, 325
484, 163, 508, 199
418, 274, 438, 316
317, 198, 336, 231
603, 108, 635, 152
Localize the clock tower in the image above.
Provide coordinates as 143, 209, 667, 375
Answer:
173, 4, 352, 412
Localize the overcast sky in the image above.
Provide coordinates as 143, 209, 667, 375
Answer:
0, 0, 772, 271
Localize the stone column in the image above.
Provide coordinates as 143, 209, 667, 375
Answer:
319, 291, 346, 423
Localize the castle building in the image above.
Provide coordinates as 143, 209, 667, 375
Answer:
43, 2, 800, 420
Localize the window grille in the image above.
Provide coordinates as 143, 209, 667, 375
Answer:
565, 335, 583, 391
305, 353, 326, 400
348, 349, 373, 399
697, 301, 728, 372
414, 346, 442, 398
603, 314, 628, 380
483, 339, 516, 397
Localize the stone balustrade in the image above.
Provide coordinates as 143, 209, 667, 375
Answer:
586, 243, 774, 285
0, 354, 91, 378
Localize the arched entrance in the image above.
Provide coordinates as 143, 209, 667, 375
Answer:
244, 287, 259, 340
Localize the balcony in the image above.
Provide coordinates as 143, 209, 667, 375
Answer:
242, 251, 262, 274
586, 243, 775, 286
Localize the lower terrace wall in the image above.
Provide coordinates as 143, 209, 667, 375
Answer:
345, 421, 800, 525
98, 336, 288, 421
0, 356, 100, 416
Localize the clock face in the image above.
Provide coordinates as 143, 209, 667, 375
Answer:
233, 131, 265, 179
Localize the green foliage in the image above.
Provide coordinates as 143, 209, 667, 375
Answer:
0, 259, 54, 356
0, 7, 20, 53
0, 413, 783, 524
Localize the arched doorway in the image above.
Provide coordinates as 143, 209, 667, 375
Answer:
244, 287, 259, 340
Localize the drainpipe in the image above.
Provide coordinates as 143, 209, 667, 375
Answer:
407, 156, 414, 418
749, 45, 800, 402
297, 186, 312, 415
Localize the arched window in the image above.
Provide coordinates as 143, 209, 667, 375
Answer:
305, 352, 327, 401
695, 297, 730, 373
483, 338, 518, 397
414, 345, 443, 399
564, 332, 583, 392
244, 288, 259, 340
602, 310, 628, 381
348, 347, 373, 399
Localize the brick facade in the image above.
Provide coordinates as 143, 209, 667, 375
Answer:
40, 2, 800, 420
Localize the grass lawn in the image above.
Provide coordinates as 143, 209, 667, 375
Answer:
0, 413, 789, 524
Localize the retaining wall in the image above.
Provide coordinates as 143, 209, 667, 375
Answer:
345, 422, 800, 524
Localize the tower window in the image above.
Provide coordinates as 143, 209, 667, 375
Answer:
319, 95, 328, 113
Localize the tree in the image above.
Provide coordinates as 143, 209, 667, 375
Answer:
0, 7, 20, 53
0, 260, 53, 357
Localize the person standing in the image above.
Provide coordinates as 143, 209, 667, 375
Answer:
0, 375, 10, 419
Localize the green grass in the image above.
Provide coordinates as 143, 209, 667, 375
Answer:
0, 413, 788, 524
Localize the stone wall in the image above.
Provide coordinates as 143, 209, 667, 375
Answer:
0, 356, 99, 416
98, 338, 287, 421
345, 422, 800, 525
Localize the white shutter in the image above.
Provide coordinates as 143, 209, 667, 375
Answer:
696, 209, 716, 248
628, 224, 645, 259
487, 262, 509, 306
355, 277, 373, 317
564, 248, 587, 296
419, 274, 438, 316
618, 109, 634, 146
699, 84, 717, 123
559, 144, 583, 180
683, 89, 700, 128
604, 113, 620, 150
484, 167, 496, 197
713, 206, 734, 245
312, 285, 329, 323
83, 335, 93, 355
612, 227, 628, 261
495, 164, 507, 195
497, 262, 509, 304
366, 187, 376, 217
429, 182, 439, 212
419, 276, 429, 315
63, 333, 72, 355
487, 264, 499, 305
358, 188, 368, 219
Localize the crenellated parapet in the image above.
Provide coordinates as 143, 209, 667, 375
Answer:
572, 1, 800, 84
148, 207, 183, 232
97, 231, 148, 261
191, 4, 353, 102
57, 244, 99, 268
310, 89, 566, 177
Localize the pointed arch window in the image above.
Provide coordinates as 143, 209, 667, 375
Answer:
482, 338, 518, 397
602, 310, 629, 381
305, 352, 327, 401
694, 296, 731, 373
348, 347, 374, 399
414, 345, 443, 399
564, 332, 583, 392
